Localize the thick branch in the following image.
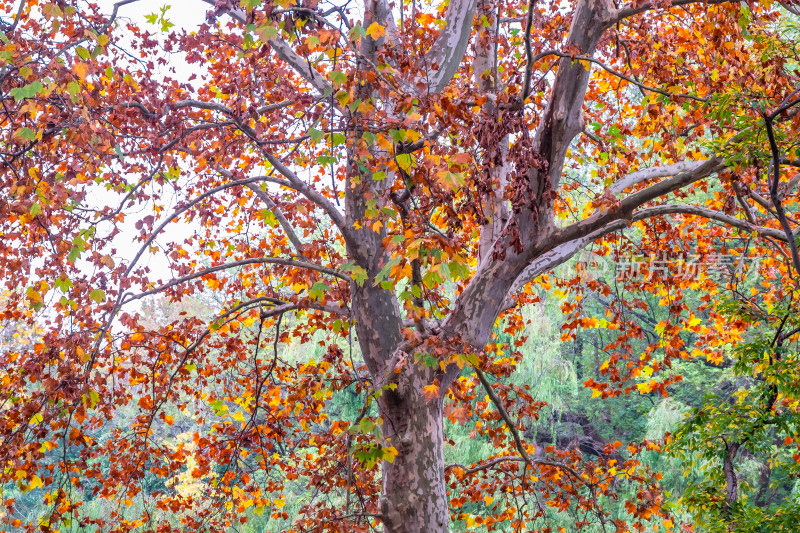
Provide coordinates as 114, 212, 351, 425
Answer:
605, 160, 711, 196
559, 157, 725, 244
199, 0, 332, 94
507, 203, 792, 301
422, 0, 479, 93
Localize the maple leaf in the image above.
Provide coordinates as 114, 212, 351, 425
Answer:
365, 22, 385, 40
422, 383, 440, 401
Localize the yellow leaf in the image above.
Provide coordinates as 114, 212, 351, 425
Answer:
422, 383, 440, 401
164, 415, 174, 426
484, 495, 493, 505
383, 446, 398, 463
73, 62, 88, 80
637, 382, 653, 394
274, 498, 286, 509
28, 475, 43, 490
365, 22, 385, 40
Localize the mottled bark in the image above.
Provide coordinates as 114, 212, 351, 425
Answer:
378, 363, 448, 533
474, 0, 511, 265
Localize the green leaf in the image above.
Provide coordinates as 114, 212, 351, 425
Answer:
309, 282, 329, 300
260, 209, 278, 227
372, 171, 387, 181
331, 133, 346, 146
14, 127, 35, 142
358, 418, 374, 434
29, 202, 42, 216
255, 24, 278, 40
340, 262, 368, 286
411, 284, 422, 299
90, 289, 106, 303
88, 390, 99, 408
308, 128, 324, 142
330, 71, 347, 84
395, 153, 415, 172
75, 46, 90, 60
54, 276, 73, 293
10, 80, 43, 101
241, 0, 262, 8
348, 24, 366, 40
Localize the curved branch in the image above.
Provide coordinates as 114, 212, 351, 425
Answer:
558, 157, 725, 244
125, 176, 270, 276
243, 183, 308, 259
258, 151, 352, 243
631, 204, 796, 242
764, 113, 800, 276
612, 0, 740, 24
538, 50, 707, 103
508, 202, 793, 299
473, 367, 587, 484
171, 98, 293, 116
125, 256, 351, 303
605, 160, 711, 196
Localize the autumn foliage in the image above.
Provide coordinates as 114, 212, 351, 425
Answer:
2, 0, 800, 532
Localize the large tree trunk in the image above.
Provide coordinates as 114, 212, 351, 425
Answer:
377, 363, 449, 533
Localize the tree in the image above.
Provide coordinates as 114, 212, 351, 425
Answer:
1, 0, 800, 531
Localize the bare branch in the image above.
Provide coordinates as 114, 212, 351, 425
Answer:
125, 176, 271, 277
473, 366, 587, 484
508, 201, 793, 301
446, 456, 525, 475
473, 366, 532, 464
536, 50, 707, 103
630, 204, 796, 242
268, 39, 332, 94
520, 0, 537, 102
172, 99, 293, 116
558, 157, 725, 244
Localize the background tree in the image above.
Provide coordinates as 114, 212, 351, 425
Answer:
2, 0, 800, 532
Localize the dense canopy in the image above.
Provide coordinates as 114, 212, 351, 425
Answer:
2, 0, 800, 532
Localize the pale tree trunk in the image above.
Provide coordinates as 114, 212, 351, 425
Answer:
377, 364, 448, 533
